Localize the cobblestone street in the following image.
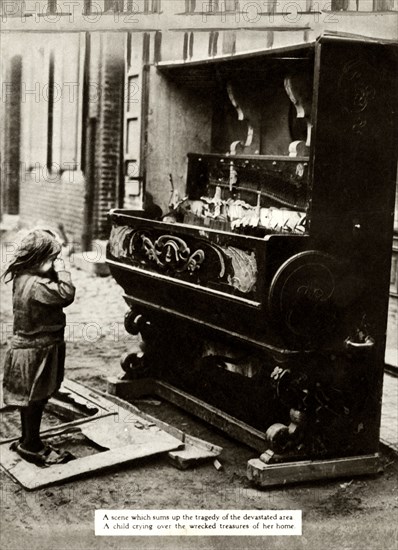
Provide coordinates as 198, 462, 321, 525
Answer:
0, 237, 397, 550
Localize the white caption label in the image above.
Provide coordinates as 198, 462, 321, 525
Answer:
95, 509, 302, 536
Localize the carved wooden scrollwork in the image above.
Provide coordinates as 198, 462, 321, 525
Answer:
338, 58, 377, 136
128, 229, 229, 281
136, 233, 205, 273
108, 224, 258, 296
268, 250, 339, 345
226, 82, 257, 155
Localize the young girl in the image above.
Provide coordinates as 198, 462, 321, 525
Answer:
2, 229, 76, 466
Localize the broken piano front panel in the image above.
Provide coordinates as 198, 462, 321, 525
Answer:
108, 213, 307, 347
107, 154, 324, 350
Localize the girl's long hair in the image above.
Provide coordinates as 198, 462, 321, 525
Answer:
2, 229, 62, 283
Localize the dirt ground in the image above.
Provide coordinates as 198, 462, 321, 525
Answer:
0, 234, 397, 550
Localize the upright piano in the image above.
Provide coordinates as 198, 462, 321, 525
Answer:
107, 34, 398, 485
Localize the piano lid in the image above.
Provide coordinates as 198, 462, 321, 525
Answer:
156, 41, 315, 88
156, 32, 397, 88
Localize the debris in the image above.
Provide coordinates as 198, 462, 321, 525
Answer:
168, 444, 222, 470
132, 399, 162, 406
213, 459, 223, 471
340, 480, 354, 489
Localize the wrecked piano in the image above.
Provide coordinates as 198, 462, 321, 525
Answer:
106, 35, 398, 486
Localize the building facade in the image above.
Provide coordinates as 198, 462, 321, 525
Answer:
1, 30, 125, 244
1, 0, 397, 252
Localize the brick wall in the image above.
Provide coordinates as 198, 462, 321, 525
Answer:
93, 34, 125, 240
15, 33, 125, 246
19, 169, 85, 246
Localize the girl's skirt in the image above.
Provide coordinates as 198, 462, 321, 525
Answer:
2, 332, 65, 407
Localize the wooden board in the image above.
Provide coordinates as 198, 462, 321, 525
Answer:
247, 454, 382, 488
0, 378, 222, 488
108, 376, 268, 451
0, 380, 184, 490
60, 379, 116, 412
100, 389, 223, 468
107, 376, 155, 401
0, 435, 182, 491
167, 446, 221, 470
153, 381, 267, 452
62, 381, 223, 468
81, 417, 221, 470
80, 415, 166, 449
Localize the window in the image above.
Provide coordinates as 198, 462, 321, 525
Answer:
329, 0, 396, 11
331, 0, 348, 9
104, 0, 124, 12
373, 0, 394, 10
58, 34, 85, 171
144, 0, 161, 13
199, 0, 219, 13
222, 31, 236, 55
208, 31, 219, 56
123, 33, 149, 207
225, 0, 239, 10
83, 0, 91, 14
47, 0, 58, 14
209, 0, 219, 12
189, 32, 194, 59
184, 0, 232, 13
185, 0, 196, 12
266, 0, 278, 13
152, 0, 161, 13
182, 32, 194, 61
183, 33, 188, 61
24, 42, 48, 169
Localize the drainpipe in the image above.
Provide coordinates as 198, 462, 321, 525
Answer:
81, 32, 94, 252
82, 117, 97, 252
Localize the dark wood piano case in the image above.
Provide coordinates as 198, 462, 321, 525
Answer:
107, 35, 398, 485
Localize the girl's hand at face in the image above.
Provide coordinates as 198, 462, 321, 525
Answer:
52, 257, 65, 272
60, 244, 70, 262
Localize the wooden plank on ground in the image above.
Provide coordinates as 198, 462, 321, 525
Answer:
153, 380, 267, 452
80, 415, 221, 470
107, 376, 155, 401
80, 415, 168, 449
0, 412, 116, 446
98, 389, 223, 468
1, 379, 223, 486
247, 454, 383, 488
167, 445, 221, 470
0, 411, 183, 490
106, 376, 266, 451
61, 379, 116, 412
0, 435, 182, 490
